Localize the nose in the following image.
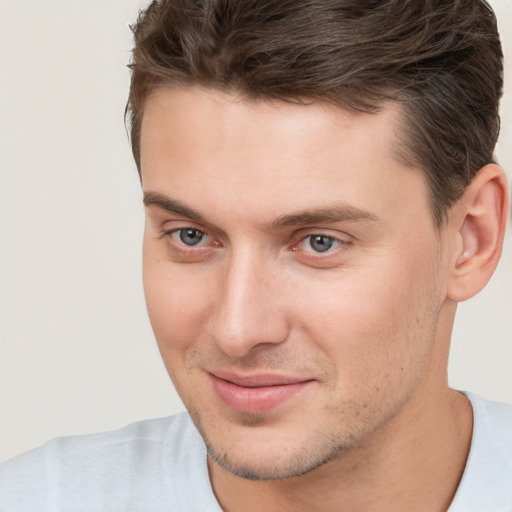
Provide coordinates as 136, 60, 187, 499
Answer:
207, 248, 291, 358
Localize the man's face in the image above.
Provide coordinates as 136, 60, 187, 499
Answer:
141, 88, 453, 480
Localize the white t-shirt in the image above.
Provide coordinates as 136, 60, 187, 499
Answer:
1, 392, 511, 511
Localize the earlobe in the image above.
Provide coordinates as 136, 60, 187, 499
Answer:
447, 164, 510, 303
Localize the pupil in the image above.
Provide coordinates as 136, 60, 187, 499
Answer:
310, 235, 333, 252
180, 229, 203, 246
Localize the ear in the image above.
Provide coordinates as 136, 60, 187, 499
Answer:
447, 164, 510, 303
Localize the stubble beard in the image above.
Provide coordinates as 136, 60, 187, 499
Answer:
188, 404, 363, 481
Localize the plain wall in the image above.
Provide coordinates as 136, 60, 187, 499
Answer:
1, 0, 511, 463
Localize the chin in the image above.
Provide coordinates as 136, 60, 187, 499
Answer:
192, 408, 353, 481
207, 442, 345, 481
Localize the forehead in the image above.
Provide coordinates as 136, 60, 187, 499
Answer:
141, 87, 400, 159
139, 87, 430, 229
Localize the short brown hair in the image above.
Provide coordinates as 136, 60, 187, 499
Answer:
126, 0, 503, 226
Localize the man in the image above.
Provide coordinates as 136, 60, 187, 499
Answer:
1, 0, 511, 510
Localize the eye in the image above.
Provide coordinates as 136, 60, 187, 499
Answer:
157, 225, 220, 263
175, 228, 207, 247
302, 234, 341, 253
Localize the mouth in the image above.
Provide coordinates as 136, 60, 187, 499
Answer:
208, 371, 314, 415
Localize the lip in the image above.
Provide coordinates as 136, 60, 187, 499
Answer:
208, 371, 313, 415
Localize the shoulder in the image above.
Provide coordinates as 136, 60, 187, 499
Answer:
466, 392, 512, 466
469, 391, 512, 430
0, 412, 198, 480
449, 393, 512, 512
0, 412, 218, 511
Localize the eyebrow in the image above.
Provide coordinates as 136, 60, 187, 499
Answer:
143, 190, 379, 228
143, 191, 206, 222
271, 205, 379, 228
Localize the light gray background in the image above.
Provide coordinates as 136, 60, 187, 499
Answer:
0, 0, 511, 463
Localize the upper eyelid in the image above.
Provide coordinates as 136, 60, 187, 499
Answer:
293, 229, 351, 243
303, 232, 344, 240
155, 216, 228, 240
158, 223, 351, 248
157, 226, 202, 241
158, 219, 207, 234
298, 233, 340, 243
163, 226, 206, 238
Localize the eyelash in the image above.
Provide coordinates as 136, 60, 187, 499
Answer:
296, 234, 344, 254
291, 233, 351, 266
158, 228, 216, 260
159, 227, 350, 262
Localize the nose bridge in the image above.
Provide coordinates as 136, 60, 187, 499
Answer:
209, 245, 289, 357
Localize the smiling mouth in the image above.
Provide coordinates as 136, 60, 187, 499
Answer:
208, 371, 314, 415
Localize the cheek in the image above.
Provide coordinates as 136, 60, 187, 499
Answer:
142, 243, 213, 357
296, 256, 441, 390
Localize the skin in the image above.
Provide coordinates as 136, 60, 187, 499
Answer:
139, 87, 505, 511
